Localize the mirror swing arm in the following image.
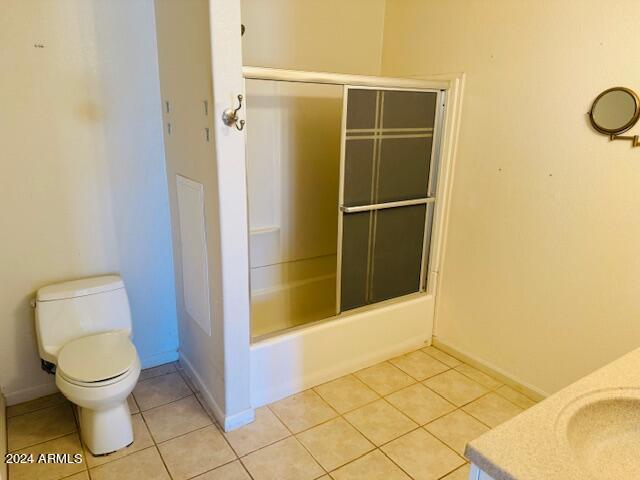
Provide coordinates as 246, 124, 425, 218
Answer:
607, 132, 640, 147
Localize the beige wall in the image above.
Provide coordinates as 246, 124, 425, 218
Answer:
0, 0, 177, 403
382, 0, 640, 395
241, 0, 386, 75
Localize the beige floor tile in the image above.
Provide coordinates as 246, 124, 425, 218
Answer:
7, 392, 68, 418
159, 425, 236, 480
455, 364, 502, 389
314, 374, 379, 414
83, 414, 153, 467
138, 362, 177, 381
269, 390, 337, 433
354, 362, 415, 396
390, 350, 449, 381
143, 395, 212, 442
224, 406, 289, 456
496, 385, 537, 409
423, 370, 488, 407
132, 372, 192, 410
424, 410, 489, 455
192, 460, 251, 479
462, 392, 524, 427
442, 463, 471, 480
7, 403, 77, 451
343, 399, 417, 446
385, 384, 456, 425
331, 449, 411, 480
381, 429, 465, 480
90, 446, 170, 480
296, 417, 374, 471
64, 472, 90, 480
127, 394, 140, 414
8, 433, 85, 480
241, 437, 324, 480
421, 346, 462, 368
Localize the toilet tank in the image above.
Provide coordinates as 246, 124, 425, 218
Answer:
35, 275, 132, 364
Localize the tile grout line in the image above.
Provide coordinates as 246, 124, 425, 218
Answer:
139, 405, 173, 480
7, 429, 78, 454
182, 457, 252, 480
135, 391, 195, 416
263, 401, 330, 476
182, 370, 258, 480
6, 398, 69, 420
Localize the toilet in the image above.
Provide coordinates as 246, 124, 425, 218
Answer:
34, 275, 141, 455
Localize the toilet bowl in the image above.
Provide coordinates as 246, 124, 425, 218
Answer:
55, 331, 141, 455
34, 275, 141, 455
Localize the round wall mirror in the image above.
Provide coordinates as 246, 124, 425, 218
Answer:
589, 87, 640, 135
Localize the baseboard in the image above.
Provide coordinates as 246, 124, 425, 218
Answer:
1, 391, 6, 480
140, 349, 179, 369
4, 381, 58, 407
178, 351, 254, 431
432, 337, 548, 401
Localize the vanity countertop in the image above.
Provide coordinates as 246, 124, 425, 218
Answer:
465, 346, 640, 480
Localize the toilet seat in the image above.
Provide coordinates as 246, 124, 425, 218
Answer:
57, 331, 137, 386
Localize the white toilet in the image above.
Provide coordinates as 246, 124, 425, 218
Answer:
35, 275, 141, 455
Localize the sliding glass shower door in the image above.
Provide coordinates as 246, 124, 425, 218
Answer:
338, 87, 443, 312
245, 77, 444, 337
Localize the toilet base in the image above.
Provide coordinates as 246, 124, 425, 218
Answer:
78, 401, 133, 456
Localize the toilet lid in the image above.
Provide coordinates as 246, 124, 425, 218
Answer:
57, 332, 137, 383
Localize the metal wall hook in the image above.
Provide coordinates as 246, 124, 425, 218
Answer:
222, 94, 246, 131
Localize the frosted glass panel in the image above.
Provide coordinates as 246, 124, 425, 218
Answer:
346, 89, 377, 129
343, 139, 375, 207
377, 136, 432, 203
383, 91, 437, 128
340, 211, 371, 311
245, 80, 341, 337
339, 87, 440, 312
370, 205, 426, 303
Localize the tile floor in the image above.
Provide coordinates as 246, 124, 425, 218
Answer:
5, 346, 537, 480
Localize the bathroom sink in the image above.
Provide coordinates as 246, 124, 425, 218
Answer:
561, 393, 640, 479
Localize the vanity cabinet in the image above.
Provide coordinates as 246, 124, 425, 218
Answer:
470, 464, 497, 480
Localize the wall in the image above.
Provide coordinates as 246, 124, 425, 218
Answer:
240, 0, 386, 75
382, 0, 640, 395
0, 0, 178, 404
154, 0, 230, 420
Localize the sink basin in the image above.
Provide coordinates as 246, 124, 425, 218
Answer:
562, 394, 640, 479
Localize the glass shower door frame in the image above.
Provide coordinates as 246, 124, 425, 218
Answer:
335, 85, 446, 315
